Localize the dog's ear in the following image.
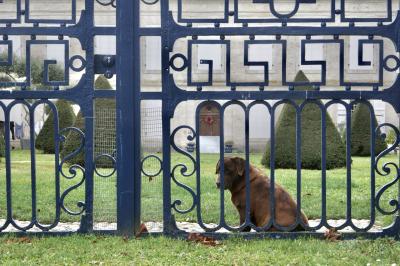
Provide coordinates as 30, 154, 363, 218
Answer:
233, 157, 246, 176
215, 159, 220, 174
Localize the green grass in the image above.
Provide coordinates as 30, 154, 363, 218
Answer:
144, 152, 399, 227
0, 150, 398, 228
0, 235, 400, 265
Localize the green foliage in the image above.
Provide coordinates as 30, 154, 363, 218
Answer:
61, 76, 115, 167
0, 131, 5, 158
262, 71, 346, 170
351, 104, 387, 156
0, 74, 13, 88
0, 53, 64, 89
94, 76, 115, 167
385, 128, 397, 145
95, 75, 113, 90
35, 100, 76, 154
61, 111, 85, 165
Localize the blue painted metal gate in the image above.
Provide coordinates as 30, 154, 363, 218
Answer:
0, 0, 399, 238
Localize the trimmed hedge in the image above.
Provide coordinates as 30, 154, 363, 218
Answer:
35, 100, 76, 154
262, 71, 346, 170
61, 111, 85, 165
61, 76, 116, 167
0, 131, 5, 158
351, 103, 387, 156
94, 76, 116, 167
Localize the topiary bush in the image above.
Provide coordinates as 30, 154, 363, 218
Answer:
0, 131, 5, 158
262, 71, 347, 170
61, 76, 116, 167
61, 110, 85, 165
94, 76, 116, 168
351, 103, 387, 156
35, 99, 76, 154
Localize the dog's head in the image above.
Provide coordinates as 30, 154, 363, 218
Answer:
215, 157, 245, 190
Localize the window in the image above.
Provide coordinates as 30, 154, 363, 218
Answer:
199, 103, 220, 136
144, 36, 161, 72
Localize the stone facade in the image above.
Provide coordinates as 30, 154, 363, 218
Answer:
0, 0, 399, 152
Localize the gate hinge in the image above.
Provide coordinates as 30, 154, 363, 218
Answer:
94, 54, 116, 79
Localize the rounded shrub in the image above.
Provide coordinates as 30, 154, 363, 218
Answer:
262, 71, 347, 170
351, 103, 387, 156
35, 99, 76, 154
0, 131, 5, 158
61, 76, 116, 167
94, 76, 116, 168
61, 111, 85, 165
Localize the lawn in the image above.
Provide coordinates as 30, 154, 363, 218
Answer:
0, 235, 400, 265
0, 150, 399, 265
0, 150, 398, 228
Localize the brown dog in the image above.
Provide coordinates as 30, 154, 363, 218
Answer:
215, 157, 308, 231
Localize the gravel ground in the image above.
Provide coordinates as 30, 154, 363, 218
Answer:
0, 219, 382, 233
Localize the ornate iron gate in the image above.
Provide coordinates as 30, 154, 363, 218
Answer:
0, 0, 399, 239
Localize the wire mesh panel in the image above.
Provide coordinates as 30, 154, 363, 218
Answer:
93, 105, 117, 230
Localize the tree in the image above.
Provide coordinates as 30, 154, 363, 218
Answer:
351, 103, 387, 156
35, 99, 76, 154
262, 71, 346, 170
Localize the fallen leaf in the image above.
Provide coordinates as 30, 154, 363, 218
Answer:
6, 236, 32, 244
324, 228, 341, 242
135, 223, 148, 238
187, 233, 221, 246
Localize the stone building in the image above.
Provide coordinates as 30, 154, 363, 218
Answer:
0, 0, 399, 152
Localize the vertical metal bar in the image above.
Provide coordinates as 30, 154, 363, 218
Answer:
269, 107, 276, 228
160, 0, 174, 234
296, 106, 302, 227
29, 106, 36, 224
80, 0, 95, 233
245, 107, 251, 227
195, 107, 202, 225
321, 108, 327, 226
346, 105, 352, 223
4, 109, 12, 225
116, 0, 141, 235
370, 105, 376, 227
219, 108, 226, 227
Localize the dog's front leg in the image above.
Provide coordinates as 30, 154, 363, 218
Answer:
238, 208, 251, 232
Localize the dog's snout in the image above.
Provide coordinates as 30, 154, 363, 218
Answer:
216, 182, 221, 189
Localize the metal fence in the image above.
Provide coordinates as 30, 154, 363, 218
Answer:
0, 0, 399, 239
